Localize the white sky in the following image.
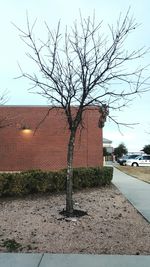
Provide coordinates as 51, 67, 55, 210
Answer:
0, 0, 150, 152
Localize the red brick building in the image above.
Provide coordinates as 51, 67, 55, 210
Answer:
0, 106, 103, 171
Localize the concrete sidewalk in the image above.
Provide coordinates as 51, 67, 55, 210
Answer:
1, 254, 150, 267
113, 167, 150, 222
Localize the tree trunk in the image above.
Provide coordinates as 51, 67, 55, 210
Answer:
66, 130, 76, 216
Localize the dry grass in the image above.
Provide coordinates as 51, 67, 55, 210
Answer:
116, 165, 150, 183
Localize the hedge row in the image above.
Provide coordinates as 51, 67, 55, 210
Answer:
0, 167, 113, 197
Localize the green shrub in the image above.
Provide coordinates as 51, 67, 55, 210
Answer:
2, 239, 22, 252
0, 167, 113, 197
73, 166, 113, 189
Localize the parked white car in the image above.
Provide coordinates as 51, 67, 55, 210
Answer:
126, 155, 150, 167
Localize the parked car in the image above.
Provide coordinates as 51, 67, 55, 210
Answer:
126, 155, 150, 167
117, 154, 141, 166
117, 155, 128, 165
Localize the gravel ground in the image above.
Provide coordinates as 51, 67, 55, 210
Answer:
0, 185, 150, 255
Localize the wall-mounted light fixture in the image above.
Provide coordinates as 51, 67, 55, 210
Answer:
22, 128, 32, 134
20, 125, 32, 134
16, 122, 33, 135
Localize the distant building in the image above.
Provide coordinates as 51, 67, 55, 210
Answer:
103, 138, 113, 154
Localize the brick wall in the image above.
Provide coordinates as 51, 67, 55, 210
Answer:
0, 106, 103, 171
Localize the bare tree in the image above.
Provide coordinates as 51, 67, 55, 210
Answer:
0, 91, 10, 128
15, 10, 149, 216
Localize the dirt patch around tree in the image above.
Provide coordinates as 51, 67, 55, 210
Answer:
0, 185, 150, 255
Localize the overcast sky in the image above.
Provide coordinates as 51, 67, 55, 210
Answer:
0, 0, 150, 152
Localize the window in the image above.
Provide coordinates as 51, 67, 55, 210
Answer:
143, 156, 150, 160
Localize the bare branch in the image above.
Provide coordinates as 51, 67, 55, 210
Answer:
13, 12, 150, 142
